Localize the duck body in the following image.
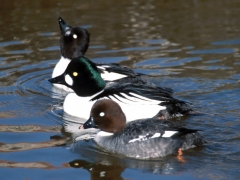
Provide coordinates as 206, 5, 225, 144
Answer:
49, 56, 193, 121
62, 79, 173, 122
82, 99, 206, 159
94, 123, 204, 159
62, 90, 166, 122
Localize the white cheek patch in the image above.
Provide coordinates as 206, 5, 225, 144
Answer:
73, 34, 77, 39
65, 29, 71, 36
162, 131, 178, 137
65, 74, 73, 86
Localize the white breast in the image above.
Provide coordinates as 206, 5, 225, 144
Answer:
63, 92, 165, 122
51, 56, 73, 92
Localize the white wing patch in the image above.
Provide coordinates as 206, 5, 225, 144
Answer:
150, 133, 161, 138
97, 66, 106, 71
108, 95, 119, 102
129, 93, 162, 104
128, 135, 149, 143
101, 71, 127, 81
97, 65, 127, 81
162, 131, 178, 137
128, 131, 178, 143
128, 133, 162, 143
113, 94, 135, 104
97, 65, 110, 70
101, 65, 110, 68
105, 93, 165, 121
108, 93, 162, 105
65, 74, 73, 86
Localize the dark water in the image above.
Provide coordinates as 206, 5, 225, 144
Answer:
0, 0, 240, 179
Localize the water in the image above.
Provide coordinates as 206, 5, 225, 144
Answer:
0, 0, 240, 179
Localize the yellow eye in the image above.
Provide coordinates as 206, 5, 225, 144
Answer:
73, 72, 78, 76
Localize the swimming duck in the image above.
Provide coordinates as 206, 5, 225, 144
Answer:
81, 99, 206, 159
49, 56, 193, 122
52, 17, 143, 91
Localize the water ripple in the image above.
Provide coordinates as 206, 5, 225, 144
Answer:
135, 57, 202, 68
187, 48, 237, 54
0, 40, 25, 47
92, 56, 130, 63
211, 39, 240, 45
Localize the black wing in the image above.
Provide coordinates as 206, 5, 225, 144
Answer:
115, 119, 198, 144
91, 82, 180, 103
110, 77, 173, 94
96, 62, 144, 77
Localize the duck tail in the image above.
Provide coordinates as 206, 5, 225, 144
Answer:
181, 132, 208, 150
158, 100, 216, 119
157, 101, 193, 119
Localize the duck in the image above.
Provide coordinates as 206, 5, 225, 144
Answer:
49, 56, 193, 122
81, 99, 206, 159
52, 17, 144, 91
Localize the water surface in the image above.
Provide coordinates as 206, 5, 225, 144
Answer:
0, 1, 240, 179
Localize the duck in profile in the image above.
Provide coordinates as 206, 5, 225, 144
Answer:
81, 99, 206, 159
52, 17, 144, 91
49, 56, 193, 122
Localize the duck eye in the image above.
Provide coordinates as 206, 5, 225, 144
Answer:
73, 34, 77, 39
99, 112, 105, 117
73, 72, 78, 76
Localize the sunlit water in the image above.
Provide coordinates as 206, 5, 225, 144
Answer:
0, 1, 240, 179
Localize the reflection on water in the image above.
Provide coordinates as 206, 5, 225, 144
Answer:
0, 125, 66, 152
71, 139, 186, 173
0, 160, 57, 169
0, 0, 240, 179
70, 139, 210, 179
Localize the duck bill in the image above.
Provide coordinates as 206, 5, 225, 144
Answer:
58, 17, 71, 33
83, 117, 98, 129
48, 74, 66, 85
